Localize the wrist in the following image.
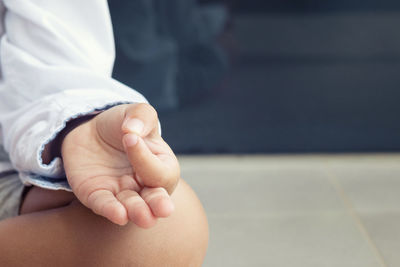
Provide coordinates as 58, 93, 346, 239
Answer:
42, 115, 98, 164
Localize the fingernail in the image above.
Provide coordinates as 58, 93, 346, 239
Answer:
124, 118, 144, 135
123, 133, 139, 147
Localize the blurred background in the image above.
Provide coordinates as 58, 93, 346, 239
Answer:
110, 0, 400, 154
108, 1, 400, 266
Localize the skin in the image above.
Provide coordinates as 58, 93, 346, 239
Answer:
62, 103, 180, 227
0, 103, 209, 266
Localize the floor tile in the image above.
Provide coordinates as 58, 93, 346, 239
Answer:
177, 155, 398, 267
360, 212, 400, 267
184, 167, 344, 216
204, 213, 381, 267
327, 164, 400, 213
179, 155, 326, 172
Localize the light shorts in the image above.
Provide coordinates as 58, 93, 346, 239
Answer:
0, 172, 25, 221
0, 146, 71, 220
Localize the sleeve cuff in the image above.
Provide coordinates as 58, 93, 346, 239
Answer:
2, 88, 148, 179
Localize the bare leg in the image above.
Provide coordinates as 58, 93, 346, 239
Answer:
0, 180, 208, 267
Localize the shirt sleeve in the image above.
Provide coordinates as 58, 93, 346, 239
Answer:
0, 0, 148, 180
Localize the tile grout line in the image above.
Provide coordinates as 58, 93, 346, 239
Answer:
322, 163, 388, 267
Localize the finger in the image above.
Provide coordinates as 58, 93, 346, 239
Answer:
143, 136, 175, 157
140, 187, 174, 218
143, 138, 180, 177
87, 189, 128, 226
123, 134, 178, 193
116, 190, 157, 229
122, 103, 159, 138
118, 174, 141, 193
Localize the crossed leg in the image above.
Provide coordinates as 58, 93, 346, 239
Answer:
0, 179, 209, 267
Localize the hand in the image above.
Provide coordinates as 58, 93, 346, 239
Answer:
61, 103, 180, 227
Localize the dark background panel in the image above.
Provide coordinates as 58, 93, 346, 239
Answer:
227, 0, 400, 14
111, 1, 400, 154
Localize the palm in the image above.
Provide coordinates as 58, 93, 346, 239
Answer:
62, 104, 179, 227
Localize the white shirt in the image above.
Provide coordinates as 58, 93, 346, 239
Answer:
0, 0, 148, 188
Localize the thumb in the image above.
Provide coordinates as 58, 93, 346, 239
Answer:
93, 103, 159, 152
122, 103, 160, 139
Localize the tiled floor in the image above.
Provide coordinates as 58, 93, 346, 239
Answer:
179, 154, 400, 267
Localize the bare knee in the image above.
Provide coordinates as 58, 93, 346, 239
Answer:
1, 180, 208, 267
72, 179, 209, 266
140, 179, 209, 266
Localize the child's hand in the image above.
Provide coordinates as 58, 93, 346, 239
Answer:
61, 103, 180, 227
